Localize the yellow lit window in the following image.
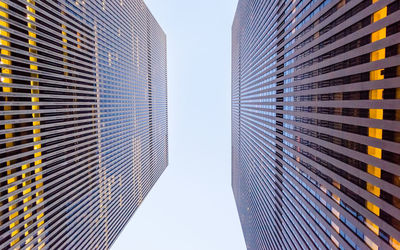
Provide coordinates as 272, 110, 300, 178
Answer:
373, 7, 387, 22
367, 165, 381, 178
367, 182, 381, 196
366, 201, 380, 216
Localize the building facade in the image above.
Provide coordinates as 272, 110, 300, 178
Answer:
0, 0, 168, 249
232, 0, 400, 249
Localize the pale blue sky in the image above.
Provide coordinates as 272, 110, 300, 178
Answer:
111, 1, 245, 250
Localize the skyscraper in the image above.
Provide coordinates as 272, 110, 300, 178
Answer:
232, 0, 400, 249
0, 0, 167, 249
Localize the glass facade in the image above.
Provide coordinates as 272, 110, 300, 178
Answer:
232, 0, 400, 249
0, 0, 168, 249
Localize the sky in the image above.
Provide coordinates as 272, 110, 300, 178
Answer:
111, 1, 246, 250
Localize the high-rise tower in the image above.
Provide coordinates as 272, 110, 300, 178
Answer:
0, 0, 168, 249
232, 0, 400, 249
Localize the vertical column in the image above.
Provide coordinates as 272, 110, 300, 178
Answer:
61, 21, 68, 77
0, 1, 20, 248
26, 1, 45, 249
365, 1, 386, 250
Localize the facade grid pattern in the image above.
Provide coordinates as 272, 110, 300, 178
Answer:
0, 0, 168, 249
232, 0, 400, 249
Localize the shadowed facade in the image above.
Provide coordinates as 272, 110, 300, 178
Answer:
232, 0, 400, 249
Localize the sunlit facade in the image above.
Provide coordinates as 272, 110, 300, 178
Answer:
232, 0, 400, 249
0, 0, 168, 249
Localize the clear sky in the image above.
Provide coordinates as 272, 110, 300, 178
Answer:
111, 0, 246, 250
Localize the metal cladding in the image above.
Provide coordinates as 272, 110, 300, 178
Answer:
0, 0, 168, 249
232, 0, 400, 249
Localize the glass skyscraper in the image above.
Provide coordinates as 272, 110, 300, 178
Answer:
232, 0, 400, 249
0, 0, 167, 249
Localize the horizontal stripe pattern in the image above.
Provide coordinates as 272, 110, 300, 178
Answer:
0, 0, 168, 249
232, 0, 400, 249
